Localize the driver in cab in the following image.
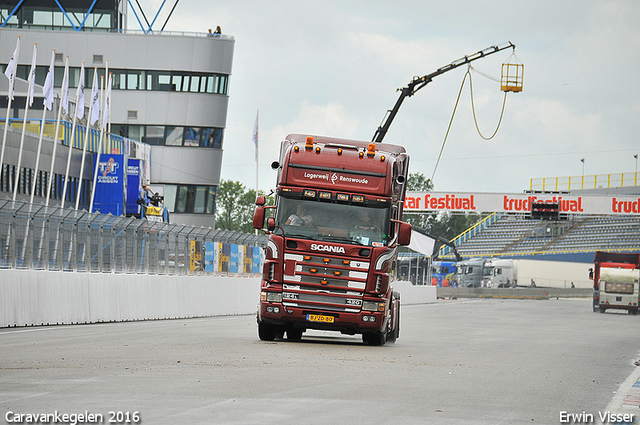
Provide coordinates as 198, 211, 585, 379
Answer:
285, 204, 313, 226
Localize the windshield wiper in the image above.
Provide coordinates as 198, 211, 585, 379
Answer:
319, 235, 364, 246
286, 233, 316, 240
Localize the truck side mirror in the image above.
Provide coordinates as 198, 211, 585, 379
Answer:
397, 222, 412, 246
266, 217, 276, 232
255, 195, 266, 206
253, 207, 265, 229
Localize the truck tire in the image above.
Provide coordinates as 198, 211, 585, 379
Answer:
286, 328, 303, 341
363, 330, 386, 346
258, 321, 278, 341
386, 303, 400, 344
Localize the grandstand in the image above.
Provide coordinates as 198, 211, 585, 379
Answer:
439, 175, 640, 263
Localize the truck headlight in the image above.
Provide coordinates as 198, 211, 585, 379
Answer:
362, 300, 384, 312
261, 292, 282, 302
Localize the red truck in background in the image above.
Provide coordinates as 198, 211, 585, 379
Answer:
592, 251, 640, 314
253, 134, 412, 345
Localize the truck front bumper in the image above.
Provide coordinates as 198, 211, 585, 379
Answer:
258, 302, 386, 334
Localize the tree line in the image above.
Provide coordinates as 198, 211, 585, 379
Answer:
214, 173, 483, 241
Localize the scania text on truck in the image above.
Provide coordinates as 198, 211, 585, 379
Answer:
592, 251, 640, 314
253, 134, 412, 345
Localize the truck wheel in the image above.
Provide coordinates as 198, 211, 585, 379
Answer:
258, 321, 278, 341
599, 307, 606, 313
286, 328, 303, 341
387, 303, 400, 344
363, 330, 386, 346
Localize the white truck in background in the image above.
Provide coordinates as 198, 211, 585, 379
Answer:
481, 258, 592, 288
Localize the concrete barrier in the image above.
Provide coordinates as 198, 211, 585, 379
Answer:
0, 272, 438, 328
394, 281, 438, 305
436, 287, 591, 300
0, 270, 261, 328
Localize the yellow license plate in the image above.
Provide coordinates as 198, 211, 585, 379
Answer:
307, 314, 334, 323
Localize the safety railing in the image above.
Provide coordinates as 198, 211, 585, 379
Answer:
0, 198, 266, 276
7, 118, 127, 155
530, 172, 639, 191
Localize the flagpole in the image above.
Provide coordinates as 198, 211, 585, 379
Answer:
61, 61, 85, 209
13, 43, 37, 202
90, 71, 110, 213
254, 109, 259, 194
75, 67, 99, 210
30, 49, 56, 204
46, 56, 69, 207
1, 36, 19, 187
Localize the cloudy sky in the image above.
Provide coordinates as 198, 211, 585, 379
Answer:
144, 0, 640, 194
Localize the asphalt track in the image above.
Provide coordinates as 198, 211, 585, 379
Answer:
2, 298, 639, 425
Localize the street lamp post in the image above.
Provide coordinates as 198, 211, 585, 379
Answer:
580, 158, 585, 189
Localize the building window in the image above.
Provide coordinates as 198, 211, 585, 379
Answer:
4, 64, 229, 95
162, 184, 216, 215
108, 125, 223, 148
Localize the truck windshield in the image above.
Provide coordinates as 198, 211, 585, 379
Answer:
274, 197, 390, 247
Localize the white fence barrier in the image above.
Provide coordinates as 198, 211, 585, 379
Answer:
0, 272, 437, 328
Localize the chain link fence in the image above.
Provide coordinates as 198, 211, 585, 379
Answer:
0, 198, 267, 275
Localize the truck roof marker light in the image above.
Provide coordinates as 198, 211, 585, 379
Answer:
334, 271, 341, 276
367, 143, 376, 157
321, 280, 328, 285
304, 256, 311, 260
315, 146, 321, 154
337, 148, 343, 155
310, 268, 318, 273
380, 155, 386, 162
323, 258, 330, 263
294, 146, 300, 153
359, 151, 364, 158
305, 136, 314, 150
343, 260, 350, 265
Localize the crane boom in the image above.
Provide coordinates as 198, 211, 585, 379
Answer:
372, 42, 516, 144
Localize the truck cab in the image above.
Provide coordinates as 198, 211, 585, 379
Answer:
254, 134, 412, 345
592, 251, 640, 314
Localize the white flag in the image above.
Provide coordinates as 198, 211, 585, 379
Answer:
4, 44, 18, 99
42, 51, 55, 111
89, 69, 100, 126
61, 58, 69, 115
102, 74, 111, 130
27, 44, 37, 107
76, 63, 85, 119
253, 110, 259, 162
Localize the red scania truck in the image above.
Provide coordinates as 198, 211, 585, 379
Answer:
253, 134, 412, 345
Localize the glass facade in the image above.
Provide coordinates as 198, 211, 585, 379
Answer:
0, 165, 91, 204
161, 183, 217, 215
111, 124, 223, 148
0, 2, 119, 31
8, 64, 230, 95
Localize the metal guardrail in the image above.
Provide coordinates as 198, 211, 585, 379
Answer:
0, 198, 266, 275
530, 172, 639, 191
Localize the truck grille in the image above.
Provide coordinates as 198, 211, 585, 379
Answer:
283, 253, 369, 312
